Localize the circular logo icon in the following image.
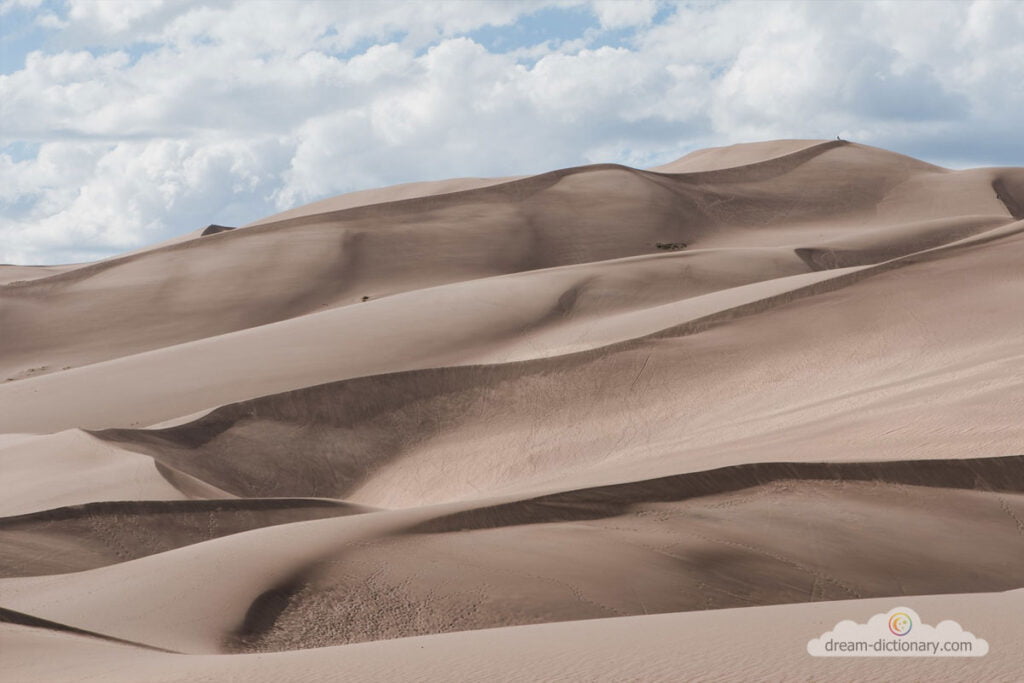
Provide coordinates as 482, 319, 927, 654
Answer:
888, 612, 913, 637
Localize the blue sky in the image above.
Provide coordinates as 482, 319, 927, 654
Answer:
1, 0, 1022, 264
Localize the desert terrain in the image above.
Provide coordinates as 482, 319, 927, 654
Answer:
2, 139, 1023, 680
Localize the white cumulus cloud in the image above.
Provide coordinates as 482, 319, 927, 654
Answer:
1, 0, 1022, 264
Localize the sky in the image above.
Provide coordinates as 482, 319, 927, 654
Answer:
1, 0, 1022, 265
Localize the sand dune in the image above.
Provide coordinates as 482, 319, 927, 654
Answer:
0, 263, 81, 285
2, 455, 1021, 655
3, 140, 1015, 385
0, 245, 817, 433
246, 176, 524, 226
2, 140, 1022, 680
0, 497, 370, 577
6, 588, 1019, 682
86, 220, 1024, 507
0, 430, 196, 517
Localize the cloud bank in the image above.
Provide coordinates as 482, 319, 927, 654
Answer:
2, 0, 1022, 263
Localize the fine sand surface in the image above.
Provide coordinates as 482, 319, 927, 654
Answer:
4, 588, 1023, 681
2, 139, 1023, 680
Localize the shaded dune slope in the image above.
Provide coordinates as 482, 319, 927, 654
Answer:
411, 455, 1024, 532
0, 607, 175, 653
0, 498, 372, 578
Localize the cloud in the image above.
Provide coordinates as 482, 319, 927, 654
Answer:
0, 0, 42, 15
807, 606, 989, 657
591, 0, 657, 29
1, 0, 1022, 263
0, 138, 290, 264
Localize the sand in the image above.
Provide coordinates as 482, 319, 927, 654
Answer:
1, 139, 1022, 680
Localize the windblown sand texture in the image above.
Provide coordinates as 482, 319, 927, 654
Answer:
2, 140, 1023, 680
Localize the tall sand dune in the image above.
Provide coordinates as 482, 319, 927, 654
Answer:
2, 139, 1022, 680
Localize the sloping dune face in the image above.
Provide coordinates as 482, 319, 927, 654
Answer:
2, 140, 1024, 680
